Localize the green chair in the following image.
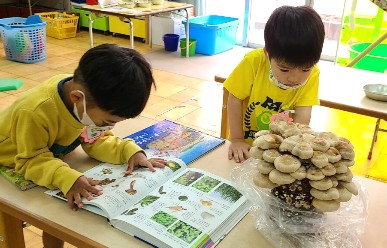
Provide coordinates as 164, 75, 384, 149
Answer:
0, 78, 23, 92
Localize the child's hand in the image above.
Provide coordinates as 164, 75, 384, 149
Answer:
125, 152, 166, 176
228, 140, 251, 163
66, 176, 102, 210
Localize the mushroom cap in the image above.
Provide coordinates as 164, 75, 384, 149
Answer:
249, 146, 265, 159
262, 149, 282, 163
335, 159, 355, 167
256, 159, 276, 174
309, 137, 330, 152
269, 169, 296, 185
252, 134, 283, 149
336, 184, 353, 202
281, 123, 301, 138
312, 198, 340, 212
335, 169, 353, 182
339, 181, 358, 195
329, 176, 338, 187
301, 133, 317, 142
320, 163, 337, 176
269, 120, 287, 134
325, 147, 342, 163
309, 177, 333, 190
278, 135, 302, 152
338, 137, 355, 149
290, 166, 307, 180
291, 141, 314, 159
335, 142, 355, 160
254, 130, 271, 138
253, 172, 278, 189
311, 151, 329, 168
274, 154, 301, 173
295, 123, 315, 134
317, 132, 340, 147
310, 187, 340, 200
333, 162, 348, 174
306, 166, 325, 181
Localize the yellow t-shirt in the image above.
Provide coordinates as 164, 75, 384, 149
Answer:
0, 75, 142, 195
224, 48, 320, 145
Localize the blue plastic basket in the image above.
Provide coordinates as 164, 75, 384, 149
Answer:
0, 16, 47, 63
183, 15, 239, 55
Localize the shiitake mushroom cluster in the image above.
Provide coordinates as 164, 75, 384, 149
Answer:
251, 119, 358, 212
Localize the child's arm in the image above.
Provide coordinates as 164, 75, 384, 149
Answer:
293, 106, 312, 125
227, 93, 251, 163
11, 109, 84, 195
81, 133, 143, 164
82, 133, 166, 172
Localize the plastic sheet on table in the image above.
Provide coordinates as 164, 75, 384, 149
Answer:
230, 158, 368, 248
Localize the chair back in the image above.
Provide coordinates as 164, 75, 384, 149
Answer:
214, 74, 228, 139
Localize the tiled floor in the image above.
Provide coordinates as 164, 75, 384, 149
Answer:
0, 29, 385, 247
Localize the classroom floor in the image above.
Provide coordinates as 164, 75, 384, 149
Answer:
0, 30, 385, 248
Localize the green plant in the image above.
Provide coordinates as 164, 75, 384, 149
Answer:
213, 183, 243, 203
192, 176, 221, 193
167, 220, 202, 243
173, 171, 203, 186
136, 195, 160, 207
151, 211, 177, 227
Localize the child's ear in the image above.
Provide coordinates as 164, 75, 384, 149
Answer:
263, 48, 269, 58
69, 90, 83, 104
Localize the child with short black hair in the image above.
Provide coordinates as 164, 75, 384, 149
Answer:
0, 44, 166, 247
224, 6, 325, 163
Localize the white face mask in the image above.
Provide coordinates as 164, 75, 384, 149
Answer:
268, 67, 307, 90
73, 90, 114, 142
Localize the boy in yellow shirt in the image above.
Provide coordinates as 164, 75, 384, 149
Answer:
224, 6, 325, 163
0, 44, 166, 247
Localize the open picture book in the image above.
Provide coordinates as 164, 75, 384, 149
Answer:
45, 157, 250, 248
124, 119, 225, 165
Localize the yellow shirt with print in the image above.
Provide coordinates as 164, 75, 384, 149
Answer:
224, 48, 320, 145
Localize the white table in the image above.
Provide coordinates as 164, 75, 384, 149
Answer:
82, 3, 193, 58
1, 116, 387, 248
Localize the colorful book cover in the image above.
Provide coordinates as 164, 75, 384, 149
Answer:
124, 119, 225, 164
0, 165, 37, 191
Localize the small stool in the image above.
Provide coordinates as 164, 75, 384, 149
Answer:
0, 78, 23, 92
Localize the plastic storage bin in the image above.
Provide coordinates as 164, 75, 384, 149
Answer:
71, 7, 109, 31
348, 43, 387, 73
0, 16, 47, 63
182, 15, 239, 55
36, 12, 79, 39
109, 16, 146, 40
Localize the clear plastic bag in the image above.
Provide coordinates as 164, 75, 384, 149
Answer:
231, 158, 368, 248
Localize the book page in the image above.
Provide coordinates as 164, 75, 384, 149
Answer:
45, 157, 187, 219
111, 168, 248, 248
